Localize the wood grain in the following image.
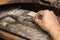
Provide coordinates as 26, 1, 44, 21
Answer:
0, 0, 10, 5
0, 30, 24, 40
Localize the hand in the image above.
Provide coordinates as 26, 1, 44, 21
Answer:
33, 10, 60, 32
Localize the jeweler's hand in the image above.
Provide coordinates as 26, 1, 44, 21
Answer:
33, 10, 60, 40
33, 10, 60, 32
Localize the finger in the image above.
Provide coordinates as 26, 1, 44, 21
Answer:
37, 10, 50, 19
50, 11, 57, 18
33, 12, 41, 21
38, 10, 50, 15
33, 10, 50, 21
37, 10, 44, 16
36, 10, 45, 19
50, 11, 55, 15
34, 17, 42, 26
33, 13, 42, 21
50, 11, 56, 16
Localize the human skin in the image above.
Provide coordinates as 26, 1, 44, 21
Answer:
33, 10, 60, 40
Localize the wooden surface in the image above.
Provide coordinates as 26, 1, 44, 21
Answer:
0, 0, 60, 8
0, 30, 24, 40
0, 0, 38, 5
0, 0, 10, 5
0, 0, 58, 4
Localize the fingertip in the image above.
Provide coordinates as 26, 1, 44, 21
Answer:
33, 17, 35, 21
34, 18, 38, 23
34, 17, 41, 24
45, 10, 49, 11
44, 10, 50, 13
50, 11, 54, 14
